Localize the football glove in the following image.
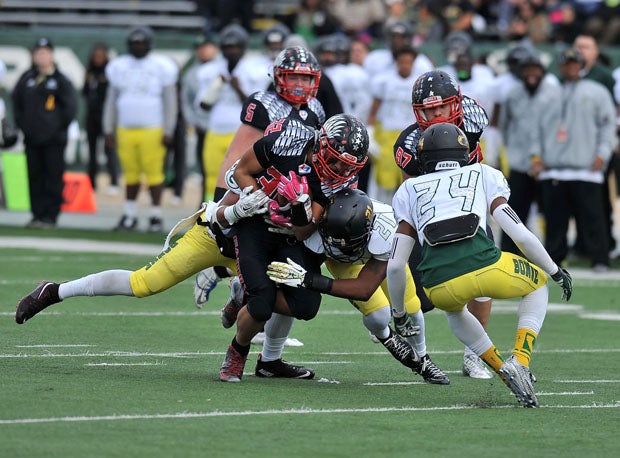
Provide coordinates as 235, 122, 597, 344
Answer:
264, 200, 294, 235
393, 314, 420, 338
267, 258, 308, 288
277, 171, 309, 204
223, 186, 269, 226
550, 267, 573, 301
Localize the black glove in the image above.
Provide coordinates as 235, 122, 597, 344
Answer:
551, 267, 572, 301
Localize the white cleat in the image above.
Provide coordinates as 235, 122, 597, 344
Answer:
499, 355, 538, 408
462, 353, 493, 379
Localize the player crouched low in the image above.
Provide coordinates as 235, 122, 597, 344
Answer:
387, 123, 573, 407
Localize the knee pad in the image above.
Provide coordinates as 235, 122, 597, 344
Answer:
362, 307, 391, 336
246, 296, 273, 322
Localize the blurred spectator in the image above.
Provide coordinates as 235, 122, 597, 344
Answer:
367, 45, 420, 203
327, 0, 386, 39
364, 20, 434, 79
0, 58, 17, 149
103, 27, 179, 232
82, 43, 120, 194
499, 53, 551, 256
583, 1, 620, 45
294, 0, 341, 42
165, 78, 186, 205
505, 0, 551, 43
430, 0, 476, 37
573, 33, 618, 258
12, 38, 77, 228
411, 0, 444, 45
195, 24, 270, 200
549, 2, 581, 44
532, 49, 616, 271
181, 34, 220, 190
349, 37, 370, 66
197, 0, 254, 33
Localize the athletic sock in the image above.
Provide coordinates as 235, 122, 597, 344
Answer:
231, 337, 251, 357
513, 328, 537, 367
480, 345, 504, 372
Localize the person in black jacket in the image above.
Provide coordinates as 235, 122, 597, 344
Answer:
12, 38, 77, 228
83, 43, 119, 193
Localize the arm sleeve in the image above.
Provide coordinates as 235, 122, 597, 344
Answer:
492, 203, 559, 275
387, 232, 415, 316
162, 84, 178, 137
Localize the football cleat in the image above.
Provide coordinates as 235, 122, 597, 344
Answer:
381, 329, 421, 370
255, 353, 315, 379
219, 345, 248, 383
193, 267, 222, 308
15, 281, 62, 324
498, 355, 538, 407
220, 276, 244, 328
414, 354, 450, 385
462, 353, 493, 379
147, 216, 164, 233
250, 332, 305, 347
114, 215, 138, 232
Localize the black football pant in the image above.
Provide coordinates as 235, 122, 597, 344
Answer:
234, 217, 322, 322
25, 142, 67, 223
501, 170, 539, 256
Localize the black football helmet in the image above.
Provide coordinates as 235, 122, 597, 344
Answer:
273, 46, 321, 104
411, 70, 463, 130
318, 188, 374, 262
127, 26, 153, 58
312, 114, 369, 188
443, 31, 473, 65
417, 123, 470, 174
506, 44, 534, 76
219, 23, 249, 48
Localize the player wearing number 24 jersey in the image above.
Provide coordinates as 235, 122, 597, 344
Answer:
387, 123, 573, 407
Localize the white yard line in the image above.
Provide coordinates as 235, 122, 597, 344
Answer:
0, 403, 618, 425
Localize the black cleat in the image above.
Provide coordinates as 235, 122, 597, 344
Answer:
255, 353, 315, 379
15, 281, 61, 324
414, 354, 450, 385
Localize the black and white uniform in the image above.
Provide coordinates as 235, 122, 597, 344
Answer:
234, 118, 323, 323
241, 90, 325, 132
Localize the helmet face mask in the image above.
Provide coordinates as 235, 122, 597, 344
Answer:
312, 114, 369, 188
273, 46, 321, 104
318, 188, 374, 263
417, 123, 470, 174
412, 70, 463, 130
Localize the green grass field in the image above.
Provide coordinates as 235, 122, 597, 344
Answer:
1, 225, 619, 458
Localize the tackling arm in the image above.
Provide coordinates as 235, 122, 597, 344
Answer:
386, 222, 417, 317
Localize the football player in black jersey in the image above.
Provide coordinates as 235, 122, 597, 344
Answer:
194, 46, 326, 304
219, 113, 369, 382
392, 70, 496, 380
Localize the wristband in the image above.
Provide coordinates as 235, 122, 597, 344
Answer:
304, 273, 333, 293
291, 198, 311, 226
223, 205, 241, 226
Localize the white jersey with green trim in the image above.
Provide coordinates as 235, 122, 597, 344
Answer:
392, 163, 510, 246
304, 199, 396, 263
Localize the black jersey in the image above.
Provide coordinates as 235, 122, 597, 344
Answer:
394, 95, 488, 177
252, 117, 316, 199
241, 90, 326, 132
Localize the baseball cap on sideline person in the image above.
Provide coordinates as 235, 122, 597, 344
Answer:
558, 48, 584, 66
33, 37, 54, 51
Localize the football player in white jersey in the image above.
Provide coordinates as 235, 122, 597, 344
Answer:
195, 24, 271, 201
363, 21, 434, 80
267, 188, 450, 384
387, 123, 573, 407
103, 26, 179, 233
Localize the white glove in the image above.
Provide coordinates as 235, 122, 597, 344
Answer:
267, 258, 308, 288
366, 125, 381, 159
223, 186, 269, 226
